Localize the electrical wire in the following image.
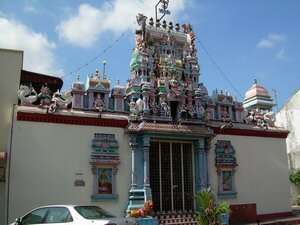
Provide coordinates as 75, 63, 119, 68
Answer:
195, 35, 244, 99
61, 20, 243, 101
61, 21, 136, 79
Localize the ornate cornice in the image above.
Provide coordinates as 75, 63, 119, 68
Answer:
17, 112, 128, 128
17, 112, 288, 138
212, 127, 288, 139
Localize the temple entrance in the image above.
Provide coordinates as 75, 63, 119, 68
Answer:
149, 140, 194, 213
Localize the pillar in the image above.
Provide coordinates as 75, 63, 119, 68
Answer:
129, 135, 138, 189
142, 135, 152, 201
205, 138, 212, 187
142, 136, 150, 187
195, 139, 205, 192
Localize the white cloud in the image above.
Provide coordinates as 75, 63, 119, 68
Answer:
257, 39, 274, 48
24, 5, 38, 13
269, 33, 287, 42
275, 48, 288, 61
257, 32, 287, 48
257, 32, 288, 61
56, 4, 104, 48
56, 0, 190, 48
0, 17, 62, 76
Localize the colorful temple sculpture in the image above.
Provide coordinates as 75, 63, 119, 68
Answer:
6, 11, 292, 225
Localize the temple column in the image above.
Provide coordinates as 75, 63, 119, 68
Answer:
142, 136, 150, 187
205, 138, 212, 187
142, 135, 152, 201
195, 139, 205, 192
129, 135, 138, 189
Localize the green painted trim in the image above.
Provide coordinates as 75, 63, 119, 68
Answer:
138, 133, 208, 141
218, 192, 237, 199
91, 194, 119, 202
92, 148, 119, 154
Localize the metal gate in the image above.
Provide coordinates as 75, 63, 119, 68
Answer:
149, 140, 194, 212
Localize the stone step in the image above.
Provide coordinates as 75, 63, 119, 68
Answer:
155, 213, 197, 225
162, 222, 198, 225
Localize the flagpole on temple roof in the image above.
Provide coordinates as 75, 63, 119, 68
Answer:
155, 0, 171, 23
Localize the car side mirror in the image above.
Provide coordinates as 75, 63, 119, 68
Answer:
15, 218, 21, 225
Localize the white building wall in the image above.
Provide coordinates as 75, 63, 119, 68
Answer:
276, 88, 300, 168
8, 115, 292, 222
8, 120, 132, 223
0, 48, 23, 225
210, 134, 291, 215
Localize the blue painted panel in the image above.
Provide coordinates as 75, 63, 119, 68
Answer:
132, 218, 159, 225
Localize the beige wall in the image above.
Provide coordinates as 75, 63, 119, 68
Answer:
0, 48, 23, 225
8, 120, 132, 223
276, 88, 300, 205
210, 134, 291, 215
0, 49, 23, 150
8, 116, 292, 222
276, 88, 300, 166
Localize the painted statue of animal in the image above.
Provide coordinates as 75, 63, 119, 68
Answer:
243, 109, 254, 124
263, 111, 276, 127
48, 89, 72, 113
130, 200, 154, 218
18, 85, 38, 105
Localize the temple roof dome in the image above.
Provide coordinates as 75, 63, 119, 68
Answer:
245, 79, 270, 100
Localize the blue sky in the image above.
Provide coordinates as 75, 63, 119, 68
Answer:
0, 0, 299, 110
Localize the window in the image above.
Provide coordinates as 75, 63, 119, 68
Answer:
45, 207, 73, 223
21, 207, 49, 224
74, 206, 115, 219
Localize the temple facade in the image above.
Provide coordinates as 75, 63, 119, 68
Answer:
2, 14, 292, 225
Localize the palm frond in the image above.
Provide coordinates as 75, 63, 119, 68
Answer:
195, 188, 230, 225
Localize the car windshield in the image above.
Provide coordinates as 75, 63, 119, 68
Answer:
74, 206, 116, 220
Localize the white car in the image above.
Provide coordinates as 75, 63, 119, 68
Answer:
11, 205, 137, 225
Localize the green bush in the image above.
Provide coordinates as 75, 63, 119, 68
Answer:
195, 188, 230, 225
289, 169, 300, 185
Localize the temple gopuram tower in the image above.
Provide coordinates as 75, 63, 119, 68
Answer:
125, 11, 216, 217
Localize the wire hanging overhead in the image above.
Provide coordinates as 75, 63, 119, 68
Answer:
61, 21, 136, 79
195, 35, 244, 99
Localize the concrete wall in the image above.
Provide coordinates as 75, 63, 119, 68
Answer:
8, 116, 292, 222
0, 48, 23, 225
209, 134, 291, 215
0, 49, 23, 150
8, 119, 132, 223
276, 88, 300, 167
276, 87, 300, 205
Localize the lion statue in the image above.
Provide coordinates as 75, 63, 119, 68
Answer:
130, 200, 154, 218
